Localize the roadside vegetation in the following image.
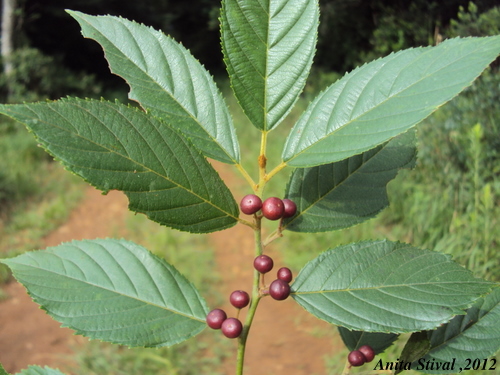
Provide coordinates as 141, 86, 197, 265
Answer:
0, 1, 498, 373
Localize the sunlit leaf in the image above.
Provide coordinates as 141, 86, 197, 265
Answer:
1, 239, 209, 348
282, 36, 500, 167
292, 240, 494, 333
221, 0, 318, 130
0, 99, 239, 233
68, 10, 240, 165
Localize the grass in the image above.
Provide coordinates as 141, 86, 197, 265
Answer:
0, 122, 86, 299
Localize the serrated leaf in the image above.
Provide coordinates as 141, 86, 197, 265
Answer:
68, 10, 240, 165
221, 0, 318, 131
410, 286, 500, 374
283, 130, 416, 232
338, 326, 399, 353
0, 99, 239, 233
16, 366, 66, 375
282, 36, 500, 167
1, 239, 209, 348
292, 240, 494, 333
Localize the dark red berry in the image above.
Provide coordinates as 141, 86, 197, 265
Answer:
348, 350, 366, 367
269, 279, 291, 301
277, 267, 293, 283
221, 317, 243, 339
254, 254, 274, 274
282, 199, 297, 218
229, 290, 250, 309
240, 194, 262, 215
358, 345, 375, 362
262, 197, 285, 220
206, 308, 227, 330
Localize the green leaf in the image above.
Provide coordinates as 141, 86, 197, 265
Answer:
410, 286, 500, 374
283, 36, 500, 167
221, 0, 318, 131
68, 10, 240, 165
1, 239, 209, 348
398, 331, 432, 373
0, 364, 10, 375
16, 366, 66, 375
0, 99, 239, 233
283, 130, 416, 232
338, 326, 399, 353
292, 240, 494, 333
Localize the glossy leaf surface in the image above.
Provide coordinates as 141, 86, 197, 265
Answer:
1, 239, 209, 348
283, 130, 416, 232
411, 286, 500, 373
0, 99, 239, 233
221, 0, 318, 131
283, 36, 500, 167
68, 10, 240, 165
292, 240, 493, 333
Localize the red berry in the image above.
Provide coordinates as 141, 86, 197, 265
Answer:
269, 279, 291, 301
229, 290, 250, 309
282, 199, 297, 218
206, 308, 227, 329
348, 350, 366, 367
254, 254, 274, 274
240, 194, 262, 215
262, 197, 285, 220
358, 345, 375, 362
277, 267, 293, 283
221, 317, 243, 339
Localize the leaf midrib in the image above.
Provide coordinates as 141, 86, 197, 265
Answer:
3, 254, 206, 323
13, 102, 238, 222
285, 41, 486, 164
73, 11, 238, 164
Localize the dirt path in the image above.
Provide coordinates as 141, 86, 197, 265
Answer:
0, 166, 341, 374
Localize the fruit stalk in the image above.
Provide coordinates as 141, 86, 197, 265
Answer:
235, 218, 264, 375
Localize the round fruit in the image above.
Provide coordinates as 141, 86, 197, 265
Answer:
262, 197, 285, 220
358, 345, 375, 362
269, 279, 291, 301
240, 194, 262, 215
206, 308, 227, 330
282, 198, 297, 218
221, 317, 243, 339
230, 290, 250, 309
254, 254, 274, 274
348, 350, 366, 367
277, 267, 293, 283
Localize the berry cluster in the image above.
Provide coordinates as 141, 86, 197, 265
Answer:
206, 289, 249, 338
254, 254, 292, 301
240, 194, 297, 221
206, 255, 294, 338
348, 345, 375, 367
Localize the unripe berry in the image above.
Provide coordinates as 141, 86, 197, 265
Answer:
230, 290, 250, 309
254, 254, 274, 274
269, 279, 291, 301
240, 194, 262, 215
206, 308, 227, 330
221, 317, 243, 339
262, 197, 285, 220
348, 350, 366, 367
282, 198, 297, 218
277, 267, 293, 283
358, 345, 375, 362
